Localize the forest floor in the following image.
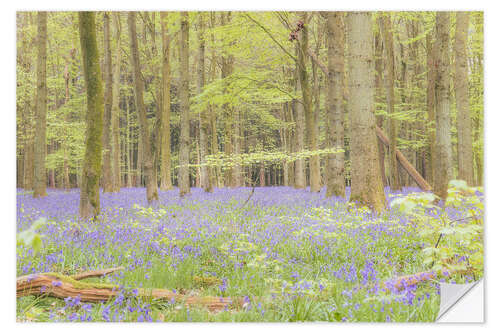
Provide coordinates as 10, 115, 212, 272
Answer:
16, 186, 483, 322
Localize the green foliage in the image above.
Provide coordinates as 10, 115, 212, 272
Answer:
390, 181, 483, 280
17, 217, 47, 254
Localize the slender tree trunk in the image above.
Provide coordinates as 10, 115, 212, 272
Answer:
178, 12, 191, 197
232, 108, 242, 187
160, 12, 173, 191
426, 27, 437, 187
298, 12, 320, 192
78, 12, 105, 219
434, 12, 452, 200
111, 12, 122, 192
128, 12, 158, 203
346, 12, 386, 212
33, 12, 47, 198
379, 13, 400, 191
62, 49, 74, 190
455, 12, 474, 186
125, 96, 132, 187
294, 51, 306, 189
197, 14, 213, 192
102, 12, 113, 193
325, 12, 346, 197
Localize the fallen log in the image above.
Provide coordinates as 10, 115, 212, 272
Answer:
383, 271, 436, 292
71, 266, 124, 281
17, 270, 241, 312
305, 47, 432, 191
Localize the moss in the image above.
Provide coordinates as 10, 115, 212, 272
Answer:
44, 272, 117, 290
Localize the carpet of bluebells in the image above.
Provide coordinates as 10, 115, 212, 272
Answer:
16, 186, 482, 322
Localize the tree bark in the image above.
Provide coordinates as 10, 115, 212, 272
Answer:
111, 12, 122, 192
374, 21, 388, 188
178, 12, 191, 197
128, 12, 158, 203
160, 12, 173, 191
379, 13, 401, 191
33, 12, 48, 198
346, 12, 386, 212
298, 12, 320, 193
197, 14, 213, 193
434, 12, 452, 200
455, 12, 474, 186
294, 60, 306, 189
78, 12, 105, 219
102, 12, 113, 193
325, 12, 345, 197
426, 27, 437, 188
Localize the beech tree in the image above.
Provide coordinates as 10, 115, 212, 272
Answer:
455, 12, 474, 186
346, 12, 386, 212
434, 12, 452, 200
78, 12, 104, 219
379, 13, 400, 191
33, 12, 47, 198
128, 12, 158, 203
178, 11, 190, 197
325, 12, 345, 198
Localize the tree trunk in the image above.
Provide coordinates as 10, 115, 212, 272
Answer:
78, 12, 105, 219
426, 27, 437, 188
178, 12, 191, 197
111, 12, 122, 192
197, 14, 213, 193
298, 12, 320, 193
325, 12, 346, 197
455, 12, 474, 186
160, 12, 173, 191
294, 54, 306, 189
374, 21, 387, 188
346, 12, 386, 212
379, 14, 401, 191
102, 12, 113, 193
33, 12, 47, 198
434, 12, 452, 200
128, 12, 158, 203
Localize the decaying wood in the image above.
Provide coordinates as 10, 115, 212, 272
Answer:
383, 271, 436, 291
375, 126, 432, 191
71, 266, 124, 280
17, 270, 241, 312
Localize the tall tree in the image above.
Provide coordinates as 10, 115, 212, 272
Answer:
298, 12, 320, 193
426, 25, 437, 187
220, 12, 234, 188
128, 12, 158, 203
455, 12, 474, 185
346, 12, 386, 212
102, 12, 113, 192
197, 13, 213, 192
325, 12, 345, 197
33, 12, 48, 198
379, 13, 401, 191
160, 12, 173, 191
293, 60, 306, 189
434, 12, 452, 200
178, 11, 191, 197
111, 12, 121, 192
78, 12, 104, 219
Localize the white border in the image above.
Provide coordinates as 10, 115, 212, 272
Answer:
2, 1, 499, 332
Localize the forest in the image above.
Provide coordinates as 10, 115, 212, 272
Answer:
16, 11, 483, 322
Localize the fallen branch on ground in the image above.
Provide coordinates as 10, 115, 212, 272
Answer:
17, 269, 241, 312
